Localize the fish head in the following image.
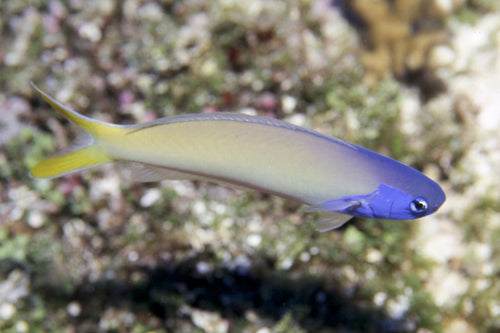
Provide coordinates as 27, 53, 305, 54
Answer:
368, 183, 445, 219
319, 182, 445, 220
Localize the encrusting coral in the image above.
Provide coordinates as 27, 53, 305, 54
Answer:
348, 0, 463, 90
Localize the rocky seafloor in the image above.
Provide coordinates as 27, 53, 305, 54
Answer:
1, 0, 500, 332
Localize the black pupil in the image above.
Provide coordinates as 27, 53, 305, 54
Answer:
412, 199, 427, 212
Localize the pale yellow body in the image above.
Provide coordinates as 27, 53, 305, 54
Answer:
104, 120, 371, 205
30, 83, 378, 208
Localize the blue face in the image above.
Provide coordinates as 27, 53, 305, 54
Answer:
358, 184, 444, 219
320, 183, 445, 220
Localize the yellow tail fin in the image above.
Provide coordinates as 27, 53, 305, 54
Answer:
30, 145, 112, 178
30, 83, 125, 178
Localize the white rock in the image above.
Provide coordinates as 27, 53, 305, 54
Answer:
209, 202, 227, 215
490, 301, 500, 317
15, 320, 29, 332
281, 95, 297, 113
196, 261, 212, 275
373, 292, 387, 307
279, 258, 294, 270
443, 318, 477, 333
138, 2, 164, 22
192, 201, 215, 226
309, 246, 319, 255
299, 251, 311, 262
285, 113, 306, 127
366, 248, 383, 263
427, 268, 468, 307
128, 251, 139, 262
192, 201, 207, 215
0, 270, 29, 304
0, 302, 16, 320
67, 301, 81, 317
89, 175, 121, 202
399, 92, 421, 136
78, 22, 102, 42
170, 181, 195, 197
27, 210, 45, 228
434, 0, 454, 14
140, 188, 161, 207
416, 217, 464, 264
191, 308, 229, 333
256, 328, 271, 333
387, 294, 410, 319
470, 242, 492, 262
246, 234, 262, 247
429, 45, 455, 68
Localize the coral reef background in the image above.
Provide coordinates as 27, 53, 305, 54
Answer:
1, 0, 500, 332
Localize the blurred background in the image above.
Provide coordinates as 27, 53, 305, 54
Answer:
1, 0, 499, 332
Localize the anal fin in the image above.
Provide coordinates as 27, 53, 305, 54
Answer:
128, 163, 198, 183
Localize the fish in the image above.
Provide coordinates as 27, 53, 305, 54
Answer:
29, 83, 446, 231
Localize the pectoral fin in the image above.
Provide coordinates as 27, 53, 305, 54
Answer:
316, 212, 353, 232
319, 197, 362, 212
316, 189, 380, 219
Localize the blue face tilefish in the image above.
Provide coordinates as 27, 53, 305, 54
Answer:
29, 83, 446, 231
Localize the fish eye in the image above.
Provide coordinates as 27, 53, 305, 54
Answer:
410, 198, 429, 214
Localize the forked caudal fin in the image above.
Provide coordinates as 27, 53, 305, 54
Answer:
29, 83, 126, 178
30, 145, 112, 178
